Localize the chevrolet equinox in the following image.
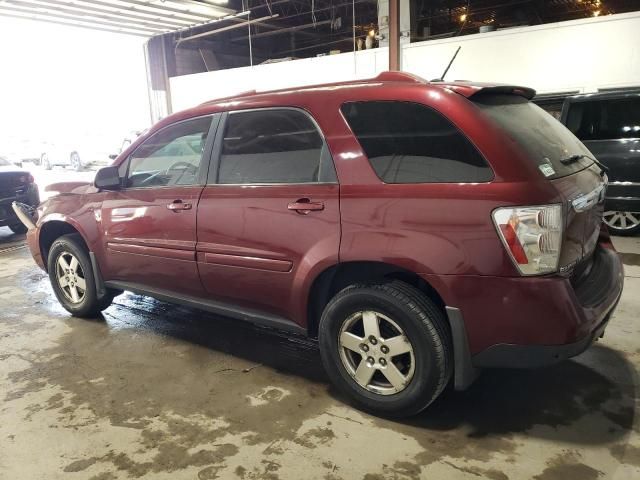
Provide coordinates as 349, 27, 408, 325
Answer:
15, 72, 624, 417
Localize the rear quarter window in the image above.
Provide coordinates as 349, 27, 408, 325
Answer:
341, 101, 493, 184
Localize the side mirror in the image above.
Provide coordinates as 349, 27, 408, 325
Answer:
108, 154, 118, 160
94, 166, 121, 191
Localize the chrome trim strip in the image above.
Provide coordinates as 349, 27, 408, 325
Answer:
608, 181, 640, 187
571, 183, 606, 212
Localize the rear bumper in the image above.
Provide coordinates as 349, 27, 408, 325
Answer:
472, 303, 616, 368
430, 243, 623, 388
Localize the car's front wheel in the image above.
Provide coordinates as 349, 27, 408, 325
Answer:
603, 211, 640, 236
318, 281, 452, 417
47, 234, 115, 317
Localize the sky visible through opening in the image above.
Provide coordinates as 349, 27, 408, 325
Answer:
0, 17, 150, 160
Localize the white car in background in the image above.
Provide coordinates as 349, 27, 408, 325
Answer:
40, 142, 109, 171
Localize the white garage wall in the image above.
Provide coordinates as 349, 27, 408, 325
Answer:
170, 11, 640, 112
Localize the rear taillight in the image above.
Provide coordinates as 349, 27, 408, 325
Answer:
492, 204, 562, 275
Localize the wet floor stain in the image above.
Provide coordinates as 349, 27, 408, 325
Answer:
1, 241, 640, 479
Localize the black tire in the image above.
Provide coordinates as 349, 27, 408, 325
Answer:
47, 233, 114, 317
9, 223, 28, 235
318, 281, 452, 418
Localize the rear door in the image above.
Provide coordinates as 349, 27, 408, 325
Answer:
196, 108, 340, 324
100, 115, 217, 296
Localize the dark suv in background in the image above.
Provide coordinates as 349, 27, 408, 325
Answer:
561, 90, 640, 235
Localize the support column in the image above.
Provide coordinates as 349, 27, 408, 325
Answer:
378, 0, 410, 70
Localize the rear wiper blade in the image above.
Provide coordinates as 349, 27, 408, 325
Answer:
559, 154, 609, 176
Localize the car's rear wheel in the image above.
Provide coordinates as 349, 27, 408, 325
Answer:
318, 281, 452, 417
9, 223, 28, 234
41, 154, 51, 170
47, 234, 115, 317
603, 211, 640, 236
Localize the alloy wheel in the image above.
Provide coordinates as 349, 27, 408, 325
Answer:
55, 251, 87, 304
338, 310, 415, 395
603, 211, 640, 231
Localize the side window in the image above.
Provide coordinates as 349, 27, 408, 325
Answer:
126, 116, 212, 188
341, 101, 493, 183
218, 109, 336, 184
568, 98, 640, 141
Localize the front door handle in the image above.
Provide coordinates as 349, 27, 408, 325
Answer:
287, 198, 324, 214
167, 200, 192, 212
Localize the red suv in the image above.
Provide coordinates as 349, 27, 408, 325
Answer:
18, 72, 623, 417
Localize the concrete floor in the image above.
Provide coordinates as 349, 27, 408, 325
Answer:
0, 227, 638, 480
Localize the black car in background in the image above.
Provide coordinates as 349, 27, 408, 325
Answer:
0, 157, 40, 234
560, 90, 640, 235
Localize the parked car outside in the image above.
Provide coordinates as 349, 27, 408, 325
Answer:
0, 156, 40, 234
16, 72, 623, 417
560, 90, 640, 235
41, 141, 110, 171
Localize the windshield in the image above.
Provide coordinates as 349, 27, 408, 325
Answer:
474, 94, 593, 179
0, 157, 11, 166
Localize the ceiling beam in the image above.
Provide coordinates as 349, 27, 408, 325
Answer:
231, 18, 333, 41
0, 4, 165, 32
116, 0, 234, 20
6, 0, 197, 27
31, 0, 220, 24
176, 13, 277, 43
0, 10, 151, 35
3, 0, 188, 29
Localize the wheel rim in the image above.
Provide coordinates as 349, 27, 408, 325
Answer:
338, 310, 415, 395
55, 251, 87, 304
603, 211, 640, 231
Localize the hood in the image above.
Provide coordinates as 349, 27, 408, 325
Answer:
45, 181, 93, 195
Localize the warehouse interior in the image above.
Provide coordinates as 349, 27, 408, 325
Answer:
1, 1, 640, 479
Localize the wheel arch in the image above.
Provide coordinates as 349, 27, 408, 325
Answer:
306, 261, 446, 339
38, 219, 89, 272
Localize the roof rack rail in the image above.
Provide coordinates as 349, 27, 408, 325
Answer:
374, 71, 426, 83
201, 90, 257, 105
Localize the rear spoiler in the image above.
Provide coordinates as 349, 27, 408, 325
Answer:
434, 82, 536, 100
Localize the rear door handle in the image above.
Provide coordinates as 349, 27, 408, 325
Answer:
287, 198, 324, 214
167, 200, 192, 212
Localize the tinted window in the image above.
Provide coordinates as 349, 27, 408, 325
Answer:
126, 116, 211, 188
566, 98, 640, 141
475, 94, 593, 179
218, 109, 336, 184
341, 101, 492, 183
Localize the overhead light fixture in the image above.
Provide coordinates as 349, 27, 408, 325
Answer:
460, 13, 467, 22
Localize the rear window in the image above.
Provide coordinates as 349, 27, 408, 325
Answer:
341, 101, 492, 183
474, 94, 593, 179
565, 97, 640, 141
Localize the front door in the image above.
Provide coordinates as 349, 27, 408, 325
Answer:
196, 108, 341, 325
100, 115, 216, 296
